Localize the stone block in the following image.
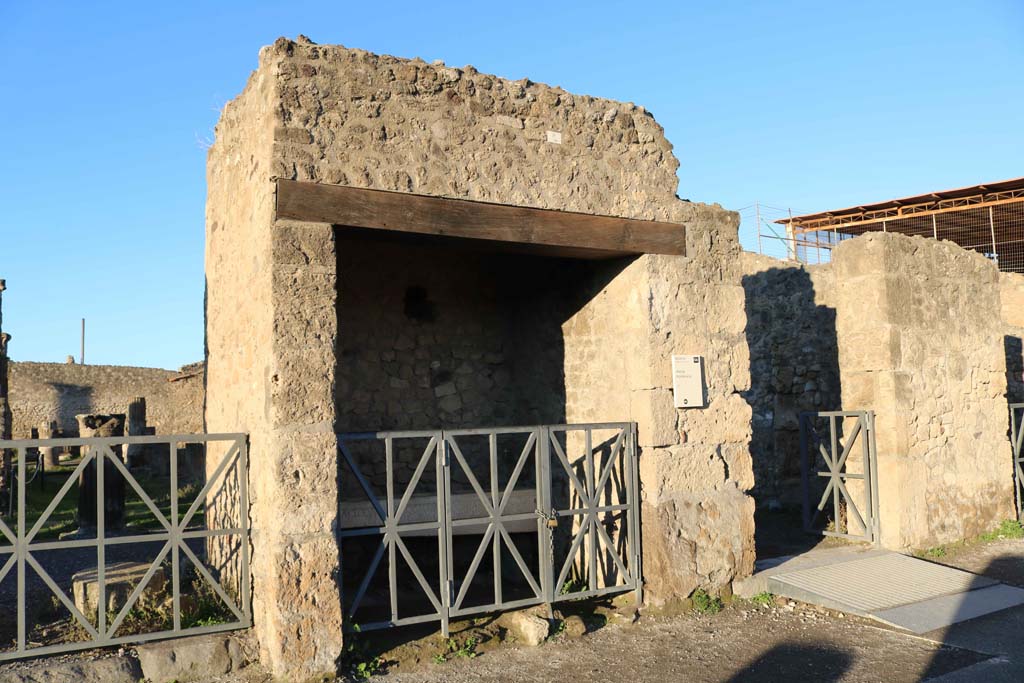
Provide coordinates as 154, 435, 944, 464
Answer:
72, 562, 167, 619
561, 614, 587, 638
0, 655, 141, 683
498, 608, 549, 646
632, 389, 677, 448
136, 633, 248, 683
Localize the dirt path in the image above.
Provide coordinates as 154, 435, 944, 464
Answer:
928, 537, 1024, 587
358, 538, 1024, 682
368, 603, 983, 683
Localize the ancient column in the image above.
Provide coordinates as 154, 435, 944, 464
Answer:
75, 414, 127, 535
40, 421, 59, 469
125, 397, 147, 469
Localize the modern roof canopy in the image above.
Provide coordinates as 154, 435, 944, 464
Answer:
774, 177, 1024, 272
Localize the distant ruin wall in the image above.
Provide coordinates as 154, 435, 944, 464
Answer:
8, 361, 204, 437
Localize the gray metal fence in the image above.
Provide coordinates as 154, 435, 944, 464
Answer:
800, 411, 879, 544
0, 433, 249, 661
338, 422, 641, 635
1011, 404, 1024, 520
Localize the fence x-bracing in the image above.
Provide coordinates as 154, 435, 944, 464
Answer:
0, 433, 250, 661
800, 411, 880, 544
338, 422, 642, 636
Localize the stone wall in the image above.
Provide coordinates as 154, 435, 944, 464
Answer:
269, 37, 689, 222
834, 233, 1014, 549
206, 55, 346, 679
739, 254, 841, 508
562, 208, 756, 602
207, 37, 755, 678
1000, 272, 1024, 404
336, 236, 570, 435
336, 234, 575, 494
739, 236, 1021, 547
8, 361, 203, 438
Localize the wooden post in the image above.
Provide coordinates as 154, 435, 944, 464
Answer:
990, 205, 999, 266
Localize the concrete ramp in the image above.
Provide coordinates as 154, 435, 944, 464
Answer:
748, 547, 1024, 634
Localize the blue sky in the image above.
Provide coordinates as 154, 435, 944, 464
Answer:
1, 1, 1021, 369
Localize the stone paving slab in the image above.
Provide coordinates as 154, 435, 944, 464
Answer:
873, 584, 1024, 634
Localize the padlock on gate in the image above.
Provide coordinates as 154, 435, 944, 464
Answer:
538, 508, 559, 528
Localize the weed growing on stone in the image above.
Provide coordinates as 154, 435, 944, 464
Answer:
915, 519, 1024, 560
343, 624, 388, 679
352, 656, 385, 680
180, 577, 234, 629
750, 592, 774, 607
549, 619, 566, 638
691, 589, 723, 615
980, 519, 1024, 542
433, 635, 478, 663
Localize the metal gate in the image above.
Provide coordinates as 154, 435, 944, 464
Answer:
337, 422, 641, 635
0, 433, 250, 661
800, 411, 879, 543
1011, 404, 1024, 520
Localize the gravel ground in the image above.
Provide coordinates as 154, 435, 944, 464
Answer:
929, 537, 1024, 588
354, 538, 1024, 683
365, 605, 983, 683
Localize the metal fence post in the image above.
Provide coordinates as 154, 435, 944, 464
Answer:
539, 426, 553, 609
437, 432, 450, 638
16, 446, 25, 654
1011, 405, 1024, 522
97, 445, 106, 638
628, 422, 643, 607
239, 436, 251, 625
868, 411, 881, 545
170, 441, 180, 632
799, 414, 810, 532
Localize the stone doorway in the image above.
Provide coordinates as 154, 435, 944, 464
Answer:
333, 228, 641, 634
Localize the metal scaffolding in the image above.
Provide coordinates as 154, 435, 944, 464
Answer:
774, 178, 1024, 272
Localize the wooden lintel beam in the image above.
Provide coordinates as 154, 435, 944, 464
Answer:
275, 180, 686, 257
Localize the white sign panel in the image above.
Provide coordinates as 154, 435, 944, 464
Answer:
672, 355, 705, 408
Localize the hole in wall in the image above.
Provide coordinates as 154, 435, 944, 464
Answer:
404, 286, 436, 322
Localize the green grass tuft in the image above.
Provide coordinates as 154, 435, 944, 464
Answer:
980, 519, 1024, 542
691, 588, 723, 615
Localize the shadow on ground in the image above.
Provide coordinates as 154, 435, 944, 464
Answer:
726, 641, 852, 682
917, 549, 1024, 681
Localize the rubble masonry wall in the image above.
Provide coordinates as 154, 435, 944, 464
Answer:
738, 254, 842, 509
206, 37, 754, 677
8, 361, 203, 437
